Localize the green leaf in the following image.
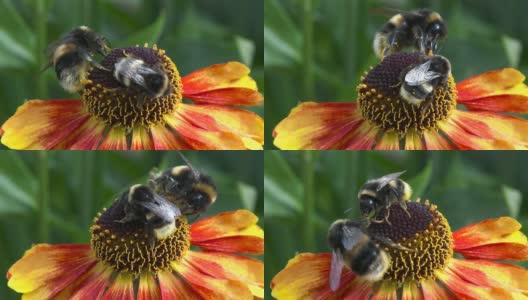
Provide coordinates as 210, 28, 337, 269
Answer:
264, 151, 302, 218
408, 161, 433, 200
0, 0, 36, 69
234, 35, 255, 67
0, 152, 37, 215
237, 181, 257, 211
264, 0, 301, 67
502, 185, 522, 218
502, 35, 522, 68
119, 12, 166, 47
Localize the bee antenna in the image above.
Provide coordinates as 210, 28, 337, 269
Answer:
177, 151, 200, 179
344, 207, 354, 214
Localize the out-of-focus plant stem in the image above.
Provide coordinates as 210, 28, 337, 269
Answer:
302, 151, 316, 251
36, 0, 48, 98
303, 0, 314, 99
38, 152, 50, 242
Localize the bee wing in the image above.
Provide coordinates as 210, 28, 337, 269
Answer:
137, 194, 182, 222
330, 249, 344, 292
341, 225, 363, 250
376, 171, 406, 191
404, 60, 442, 86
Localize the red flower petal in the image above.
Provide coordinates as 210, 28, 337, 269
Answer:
101, 273, 134, 300
457, 68, 525, 100
150, 124, 190, 150
450, 110, 528, 149
158, 271, 201, 300
455, 243, 528, 261
448, 258, 528, 293
423, 130, 455, 150
420, 279, 455, 300
61, 117, 107, 150
271, 253, 356, 300
343, 122, 379, 150
131, 126, 153, 150
98, 126, 127, 150
371, 282, 397, 300
185, 251, 264, 298
436, 268, 512, 299
182, 62, 262, 106
439, 118, 515, 150
7, 244, 96, 299
177, 103, 264, 148
341, 278, 374, 300
138, 272, 161, 300
1, 100, 90, 149
191, 210, 263, 254
459, 95, 528, 113
173, 260, 252, 300
273, 102, 364, 150
68, 263, 113, 300
165, 113, 247, 150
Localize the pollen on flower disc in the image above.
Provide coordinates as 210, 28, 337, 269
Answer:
90, 193, 190, 275
357, 52, 456, 134
83, 46, 183, 129
366, 200, 453, 284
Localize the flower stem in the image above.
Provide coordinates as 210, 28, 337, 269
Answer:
81, 153, 95, 229
36, 0, 48, 98
302, 0, 315, 99
38, 152, 50, 242
83, 0, 92, 25
302, 151, 316, 251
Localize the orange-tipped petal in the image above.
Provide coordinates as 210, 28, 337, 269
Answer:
1, 100, 90, 149
138, 272, 161, 300
404, 130, 425, 150
375, 132, 400, 150
439, 118, 515, 150
271, 253, 356, 300
185, 251, 264, 298
448, 258, 528, 293
402, 281, 423, 300
101, 273, 134, 300
371, 282, 397, 300
273, 102, 364, 150
459, 94, 528, 113
98, 126, 127, 150
182, 62, 262, 106
436, 268, 513, 300
150, 123, 190, 150
158, 271, 201, 300
68, 263, 113, 300
450, 110, 528, 149
7, 244, 96, 299
457, 68, 526, 100
165, 113, 247, 150
131, 126, 153, 150
191, 210, 263, 254
173, 260, 252, 300
178, 103, 264, 148
420, 278, 456, 300
423, 130, 455, 150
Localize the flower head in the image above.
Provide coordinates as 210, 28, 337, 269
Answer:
1, 45, 264, 150
271, 199, 528, 299
7, 207, 264, 299
273, 52, 528, 150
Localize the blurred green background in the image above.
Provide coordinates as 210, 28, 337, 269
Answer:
0, 0, 263, 149
0, 151, 263, 299
265, 0, 528, 149
264, 151, 528, 299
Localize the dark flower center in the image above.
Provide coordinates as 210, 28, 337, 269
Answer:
366, 200, 453, 284
90, 195, 190, 275
357, 52, 456, 134
83, 46, 182, 129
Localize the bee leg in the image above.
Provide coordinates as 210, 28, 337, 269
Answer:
419, 97, 434, 119
375, 236, 416, 252
399, 201, 412, 218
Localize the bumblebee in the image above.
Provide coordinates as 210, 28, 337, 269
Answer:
43, 26, 111, 93
400, 55, 451, 115
117, 184, 182, 242
373, 9, 447, 59
113, 53, 170, 106
148, 155, 217, 217
358, 171, 412, 225
328, 219, 390, 291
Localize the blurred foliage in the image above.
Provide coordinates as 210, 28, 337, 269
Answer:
0, 0, 263, 148
264, 151, 528, 299
265, 0, 528, 149
0, 151, 263, 300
